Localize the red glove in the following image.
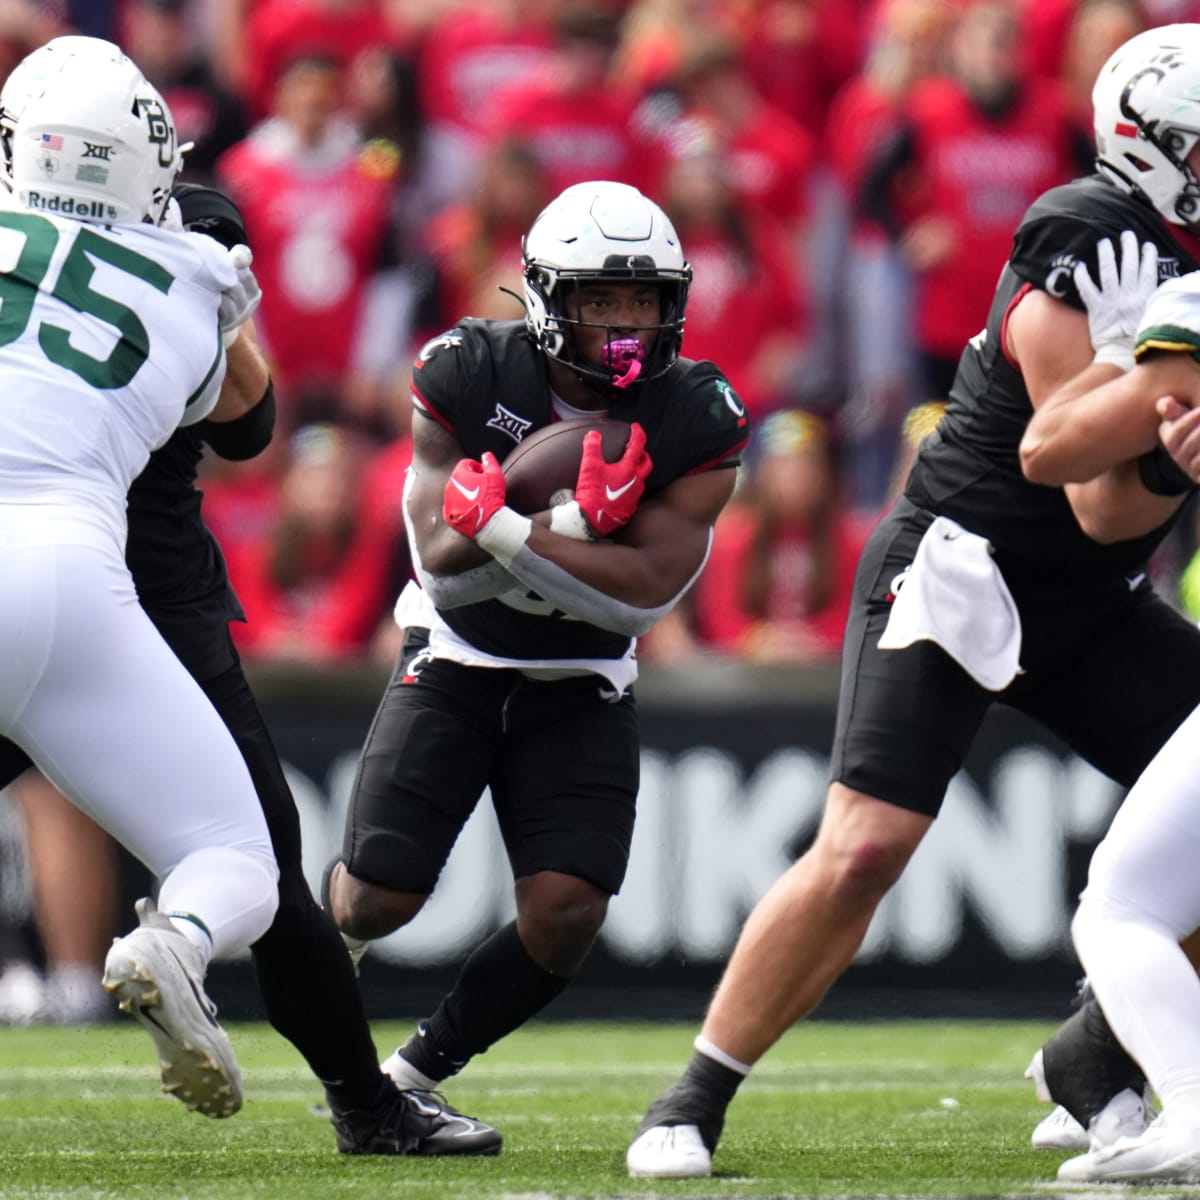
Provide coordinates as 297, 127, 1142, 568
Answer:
443, 451, 507, 538
574, 422, 652, 537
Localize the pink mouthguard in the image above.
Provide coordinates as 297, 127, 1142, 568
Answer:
603, 338, 645, 389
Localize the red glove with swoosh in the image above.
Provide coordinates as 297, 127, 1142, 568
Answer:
443, 451, 508, 538
574, 421, 652, 537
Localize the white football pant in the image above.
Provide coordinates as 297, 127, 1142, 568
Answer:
0, 538, 278, 960
1073, 699, 1200, 1113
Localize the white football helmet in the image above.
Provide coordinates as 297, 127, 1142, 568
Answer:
0, 36, 132, 191
1092, 23, 1200, 226
11, 55, 184, 226
522, 180, 691, 387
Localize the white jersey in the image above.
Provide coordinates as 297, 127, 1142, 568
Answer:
1136, 271, 1200, 360
0, 198, 233, 548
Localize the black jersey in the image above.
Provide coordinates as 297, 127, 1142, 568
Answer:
412, 319, 748, 661
126, 427, 242, 622
123, 184, 255, 671
905, 174, 1200, 588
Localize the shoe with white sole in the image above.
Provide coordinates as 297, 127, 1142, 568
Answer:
627, 1077, 726, 1179
1058, 1108, 1200, 1183
1031, 1104, 1089, 1151
1027, 1050, 1088, 1149
102, 897, 242, 1118
627, 1123, 712, 1178
1025, 1047, 1152, 1151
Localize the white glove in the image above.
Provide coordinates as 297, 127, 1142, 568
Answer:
219, 244, 261, 347
1072, 229, 1158, 372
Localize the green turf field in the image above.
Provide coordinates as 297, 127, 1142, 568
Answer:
0, 1018, 1188, 1199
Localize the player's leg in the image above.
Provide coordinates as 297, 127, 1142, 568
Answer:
628, 503, 995, 1178
1056, 700, 1200, 1182
328, 643, 501, 944
1016, 585, 1200, 1147
192, 656, 381, 1096
383, 674, 637, 1091
3, 543, 278, 1114
202, 652, 497, 1153
10, 769, 115, 1024
325, 643, 505, 1154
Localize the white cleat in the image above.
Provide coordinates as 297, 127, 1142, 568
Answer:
102, 897, 242, 1118
627, 1124, 712, 1178
1031, 1104, 1089, 1151
1058, 1108, 1200, 1183
1087, 1085, 1155, 1150
1027, 1049, 1088, 1150
1024, 1048, 1152, 1151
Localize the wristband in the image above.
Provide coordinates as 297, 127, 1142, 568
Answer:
1092, 345, 1135, 372
1136, 443, 1193, 496
548, 500, 598, 542
474, 506, 532, 567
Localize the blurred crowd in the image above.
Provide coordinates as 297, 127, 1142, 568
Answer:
3, 0, 1200, 668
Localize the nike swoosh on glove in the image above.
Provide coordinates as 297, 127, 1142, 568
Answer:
575, 421, 652, 537
443, 452, 508, 537
219, 244, 262, 347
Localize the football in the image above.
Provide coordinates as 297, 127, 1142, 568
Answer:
502, 418, 632, 514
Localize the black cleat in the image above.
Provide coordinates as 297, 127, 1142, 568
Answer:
331, 1084, 503, 1156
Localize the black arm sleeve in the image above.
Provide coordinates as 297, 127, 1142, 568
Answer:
859, 124, 916, 241
200, 380, 275, 461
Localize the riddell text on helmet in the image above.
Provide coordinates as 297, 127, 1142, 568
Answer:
23, 191, 117, 219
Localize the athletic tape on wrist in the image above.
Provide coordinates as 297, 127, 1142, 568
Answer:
475, 506, 532, 567
548, 500, 597, 542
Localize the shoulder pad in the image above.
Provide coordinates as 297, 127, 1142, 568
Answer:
1010, 178, 1173, 309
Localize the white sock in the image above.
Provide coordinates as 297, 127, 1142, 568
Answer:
385, 1051, 439, 1091
695, 1034, 753, 1076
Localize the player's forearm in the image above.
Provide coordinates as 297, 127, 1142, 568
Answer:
1020, 361, 1135, 485
207, 321, 271, 425
475, 508, 709, 634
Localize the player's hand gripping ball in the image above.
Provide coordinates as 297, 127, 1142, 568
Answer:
501, 418, 633, 514
574, 421, 652, 536
443, 452, 508, 538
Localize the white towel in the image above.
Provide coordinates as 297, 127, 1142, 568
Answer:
877, 515, 1022, 692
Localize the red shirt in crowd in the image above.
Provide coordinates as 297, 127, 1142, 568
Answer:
692, 503, 866, 658
678, 221, 805, 417
218, 125, 398, 400
484, 78, 648, 197
239, 0, 393, 123
902, 75, 1078, 360
417, 6, 555, 136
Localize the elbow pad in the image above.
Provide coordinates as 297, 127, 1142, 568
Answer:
201, 381, 275, 461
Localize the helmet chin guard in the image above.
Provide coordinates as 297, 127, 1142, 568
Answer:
522, 180, 691, 389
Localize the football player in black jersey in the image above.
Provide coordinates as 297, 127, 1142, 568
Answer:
322, 180, 747, 1145
628, 24, 1200, 1180
0, 149, 498, 1150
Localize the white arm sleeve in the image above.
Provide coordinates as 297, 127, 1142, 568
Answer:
501, 531, 712, 637
403, 467, 515, 608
